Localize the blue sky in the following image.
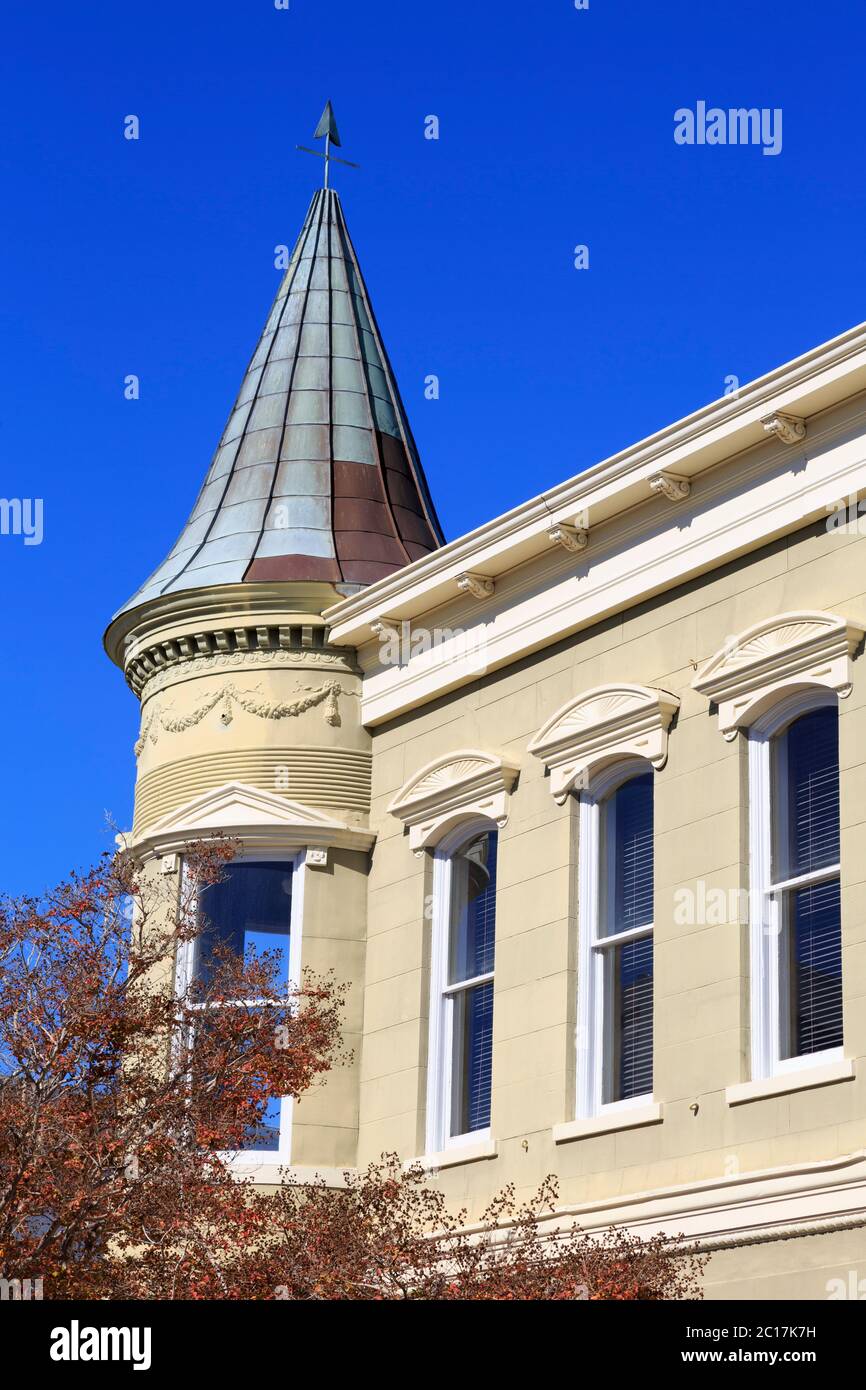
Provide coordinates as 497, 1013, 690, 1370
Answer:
2, 0, 865, 895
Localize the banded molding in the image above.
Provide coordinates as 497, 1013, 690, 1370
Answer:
125, 622, 356, 697
126, 781, 375, 861
388, 750, 520, 853
693, 610, 865, 739
132, 746, 372, 837
528, 683, 680, 803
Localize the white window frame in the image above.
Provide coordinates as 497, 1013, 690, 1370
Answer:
176, 848, 307, 1166
426, 817, 497, 1156
748, 688, 843, 1081
577, 758, 655, 1120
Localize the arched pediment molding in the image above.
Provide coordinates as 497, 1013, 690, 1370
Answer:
387, 750, 520, 853
693, 611, 865, 739
528, 683, 680, 803
125, 781, 376, 861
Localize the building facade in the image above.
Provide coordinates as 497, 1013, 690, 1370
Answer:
106, 180, 866, 1299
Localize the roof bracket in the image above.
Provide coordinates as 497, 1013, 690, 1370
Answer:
456, 572, 495, 600
650, 471, 691, 502
762, 412, 806, 444
547, 522, 589, 554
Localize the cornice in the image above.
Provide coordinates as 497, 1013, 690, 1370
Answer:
693, 610, 866, 738
324, 319, 866, 649
104, 581, 345, 672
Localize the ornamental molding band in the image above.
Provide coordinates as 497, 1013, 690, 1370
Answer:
692, 610, 866, 739
124, 623, 357, 698
135, 679, 353, 758
126, 781, 376, 860
387, 750, 521, 853
528, 683, 680, 803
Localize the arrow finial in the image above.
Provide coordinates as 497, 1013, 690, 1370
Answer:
313, 101, 341, 148
296, 102, 359, 189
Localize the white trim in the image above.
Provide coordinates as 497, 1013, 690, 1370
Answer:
411, 1138, 498, 1171
388, 751, 519, 853
324, 331, 866, 727
747, 688, 842, 1082
325, 320, 866, 651
554, 1102, 662, 1144
426, 819, 498, 1156
693, 610, 864, 739
125, 781, 375, 861
576, 759, 655, 1120
727, 1058, 854, 1106
528, 683, 679, 804
178, 848, 307, 1169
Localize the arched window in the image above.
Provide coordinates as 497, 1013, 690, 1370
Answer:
578, 763, 655, 1117
750, 696, 842, 1075
427, 824, 498, 1153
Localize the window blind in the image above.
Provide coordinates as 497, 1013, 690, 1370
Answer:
613, 774, 654, 932
616, 936, 654, 1100
784, 707, 840, 876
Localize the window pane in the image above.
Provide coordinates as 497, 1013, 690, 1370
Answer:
245, 1096, 282, 1153
448, 831, 497, 984
197, 861, 293, 990
450, 981, 494, 1136
778, 707, 839, 878
607, 936, 654, 1102
603, 773, 654, 935
783, 877, 842, 1058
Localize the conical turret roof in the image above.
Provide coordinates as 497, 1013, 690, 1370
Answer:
116, 187, 443, 617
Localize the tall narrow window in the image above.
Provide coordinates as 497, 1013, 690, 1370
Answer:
772, 706, 842, 1062
184, 858, 298, 1157
578, 766, 655, 1116
428, 827, 498, 1151
749, 697, 843, 1078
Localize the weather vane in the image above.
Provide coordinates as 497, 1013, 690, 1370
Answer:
297, 101, 360, 189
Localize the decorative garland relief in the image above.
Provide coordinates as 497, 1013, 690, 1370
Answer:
135, 680, 352, 759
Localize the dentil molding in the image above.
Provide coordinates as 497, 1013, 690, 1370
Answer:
388, 750, 520, 853
693, 610, 865, 739
528, 683, 680, 803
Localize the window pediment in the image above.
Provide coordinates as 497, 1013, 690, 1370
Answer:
387, 751, 520, 852
528, 684, 679, 803
693, 611, 865, 739
127, 781, 375, 859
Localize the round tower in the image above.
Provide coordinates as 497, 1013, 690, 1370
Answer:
104, 137, 443, 1171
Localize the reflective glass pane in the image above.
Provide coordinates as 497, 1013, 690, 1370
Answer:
776, 707, 839, 879
197, 861, 293, 989
448, 831, 497, 984
450, 981, 494, 1136
783, 877, 842, 1058
602, 774, 654, 935
606, 936, 654, 1102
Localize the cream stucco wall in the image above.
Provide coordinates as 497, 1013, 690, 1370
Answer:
355, 514, 866, 1291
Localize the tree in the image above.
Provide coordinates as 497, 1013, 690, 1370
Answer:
0, 850, 705, 1300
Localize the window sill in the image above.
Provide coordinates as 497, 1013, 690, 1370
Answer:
553, 1102, 662, 1144
726, 1058, 855, 1107
411, 1138, 499, 1171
